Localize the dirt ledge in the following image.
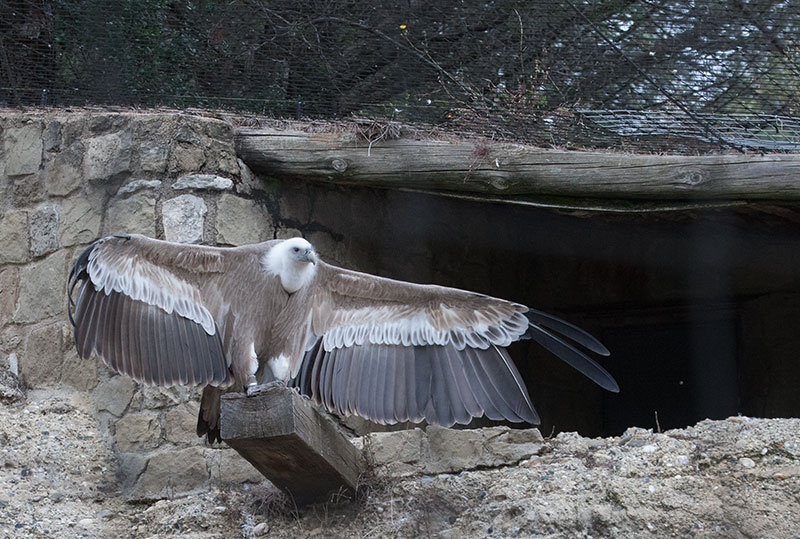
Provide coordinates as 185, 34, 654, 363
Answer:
0, 388, 797, 538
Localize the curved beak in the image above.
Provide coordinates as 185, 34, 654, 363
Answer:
303, 248, 318, 265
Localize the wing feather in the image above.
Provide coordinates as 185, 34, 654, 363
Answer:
107, 290, 123, 374
526, 323, 619, 392
426, 346, 456, 427
382, 345, 398, 423
412, 345, 434, 423
392, 345, 409, 423
137, 301, 157, 385
295, 261, 614, 426
524, 309, 610, 356
67, 236, 231, 388
331, 344, 352, 415
460, 347, 503, 421
320, 346, 336, 411
443, 345, 482, 421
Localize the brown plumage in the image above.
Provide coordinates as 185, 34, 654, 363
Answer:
68, 234, 617, 443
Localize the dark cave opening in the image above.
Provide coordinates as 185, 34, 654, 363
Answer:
280, 179, 800, 437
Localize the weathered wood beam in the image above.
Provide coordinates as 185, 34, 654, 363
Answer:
236, 128, 800, 200
220, 384, 362, 505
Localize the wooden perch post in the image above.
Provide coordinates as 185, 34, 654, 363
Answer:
220, 384, 362, 505
236, 127, 800, 201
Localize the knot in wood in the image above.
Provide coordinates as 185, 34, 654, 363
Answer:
682, 170, 706, 186
490, 177, 510, 190
331, 158, 348, 172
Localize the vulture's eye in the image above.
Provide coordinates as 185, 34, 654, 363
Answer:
292, 247, 300, 252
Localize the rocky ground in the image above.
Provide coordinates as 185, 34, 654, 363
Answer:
0, 384, 798, 538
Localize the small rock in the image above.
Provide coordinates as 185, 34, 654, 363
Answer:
739, 457, 756, 468
118, 179, 162, 195
252, 522, 268, 536
642, 444, 658, 453
97, 509, 116, 520
77, 518, 94, 527
173, 174, 233, 191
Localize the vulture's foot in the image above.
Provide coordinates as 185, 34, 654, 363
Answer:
246, 379, 284, 396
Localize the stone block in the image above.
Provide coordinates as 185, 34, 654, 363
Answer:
4, 123, 43, 176
10, 174, 45, 206
104, 194, 156, 236
207, 448, 265, 484
42, 120, 62, 153
115, 412, 162, 452
22, 322, 64, 387
59, 116, 88, 148
162, 194, 207, 244
236, 158, 265, 195
59, 195, 102, 247
13, 250, 66, 323
93, 375, 136, 417
139, 141, 169, 172
275, 227, 304, 240
425, 426, 542, 473
170, 143, 206, 172
0, 326, 22, 354
128, 447, 209, 500
60, 347, 98, 392
0, 210, 29, 264
44, 143, 83, 196
164, 401, 200, 445
0, 267, 19, 328
0, 172, 6, 206
117, 452, 149, 491
488, 428, 544, 463
215, 194, 273, 246
363, 426, 544, 476
173, 174, 233, 191
175, 124, 202, 145
207, 139, 239, 176
129, 385, 195, 410
29, 204, 59, 257
88, 114, 129, 135
117, 179, 161, 195
84, 131, 132, 182
364, 429, 424, 476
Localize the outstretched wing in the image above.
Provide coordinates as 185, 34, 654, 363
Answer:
290, 262, 616, 427
67, 234, 232, 387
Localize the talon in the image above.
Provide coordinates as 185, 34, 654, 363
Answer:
246, 375, 258, 395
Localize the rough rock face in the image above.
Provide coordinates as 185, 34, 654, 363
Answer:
0, 388, 797, 538
0, 111, 276, 499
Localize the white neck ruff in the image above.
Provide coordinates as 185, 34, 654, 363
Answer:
264, 243, 318, 293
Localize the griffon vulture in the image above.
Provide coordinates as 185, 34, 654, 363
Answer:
68, 234, 617, 443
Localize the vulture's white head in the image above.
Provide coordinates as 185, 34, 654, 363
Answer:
265, 237, 318, 293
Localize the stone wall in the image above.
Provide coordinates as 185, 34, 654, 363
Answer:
0, 110, 309, 498
3, 109, 799, 500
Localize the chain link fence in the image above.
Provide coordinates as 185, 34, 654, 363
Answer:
2, 0, 799, 153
